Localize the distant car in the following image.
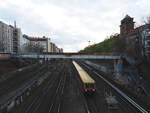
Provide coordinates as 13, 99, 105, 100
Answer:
72, 61, 96, 93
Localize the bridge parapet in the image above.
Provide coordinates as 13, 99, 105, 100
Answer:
12, 53, 121, 59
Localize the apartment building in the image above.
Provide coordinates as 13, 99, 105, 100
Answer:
20, 34, 30, 53
0, 21, 21, 53
13, 28, 22, 53
22, 35, 51, 53
0, 21, 13, 53
141, 24, 150, 58
49, 42, 63, 53
0, 20, 63, 54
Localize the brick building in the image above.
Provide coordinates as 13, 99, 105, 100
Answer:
120, 15, 135, 37
120, 15, 150, 59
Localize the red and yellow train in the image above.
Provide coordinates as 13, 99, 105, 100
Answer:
72, 61, 96, 93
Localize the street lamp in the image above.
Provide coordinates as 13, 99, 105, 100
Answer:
88, 40, 91, 46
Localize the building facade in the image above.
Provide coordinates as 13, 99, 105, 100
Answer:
20, 34, 30, 53
0, 20, 63, 54
141, 24, 150, 58
120, 15, 135, 37
49, 42, 63, 53
120, 15, 150, 59
22, 35, 51, 53
21, 35, 63, 53
13, 28, 22, 53
0, 21, 21, 53
0, 21, 13, 53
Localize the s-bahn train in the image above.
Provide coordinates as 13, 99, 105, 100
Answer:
72, 61, 96, 93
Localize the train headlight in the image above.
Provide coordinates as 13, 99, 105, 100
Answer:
92, 89, 95, 91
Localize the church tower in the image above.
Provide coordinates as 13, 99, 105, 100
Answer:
120, 15, 135, 37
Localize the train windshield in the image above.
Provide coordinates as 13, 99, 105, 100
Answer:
86, 83, 94, 89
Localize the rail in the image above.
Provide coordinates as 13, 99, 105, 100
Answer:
94, 71, 148, 113
83, 62, 148, 113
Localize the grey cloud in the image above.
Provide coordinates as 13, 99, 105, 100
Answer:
0, 0, 150, 52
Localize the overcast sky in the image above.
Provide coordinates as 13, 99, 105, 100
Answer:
0, 0, 150, 52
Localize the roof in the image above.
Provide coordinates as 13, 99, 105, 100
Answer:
124, 15, 131, 19
23, 34, 48, 41
126, 25, 145, 37
28, 38, 47, 41
73, 61, 95, 83
121, 14, 134, 23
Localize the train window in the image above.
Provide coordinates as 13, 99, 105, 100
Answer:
86, 83, 94, 89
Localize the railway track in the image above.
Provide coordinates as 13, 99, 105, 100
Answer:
7, 59, 149, 113
0, 64, 47, 97
73, 61, 107, 113
48, 70, 66, 113
14, 67, 56, 113
70, 62, 90, 113
15, 61, 66, 113
79, 61, 149, 113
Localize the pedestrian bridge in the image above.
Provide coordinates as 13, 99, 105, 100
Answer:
12, 52, 121, 59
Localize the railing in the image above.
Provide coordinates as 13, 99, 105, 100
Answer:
11, 53, 121, 59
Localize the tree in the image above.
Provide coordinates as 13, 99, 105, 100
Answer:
143, 16, 150, 24
79, 33, 120, 53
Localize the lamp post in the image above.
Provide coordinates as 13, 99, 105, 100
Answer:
88, 40, 91, 46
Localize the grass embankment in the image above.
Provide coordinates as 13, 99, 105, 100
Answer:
79, 34, 122, 53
